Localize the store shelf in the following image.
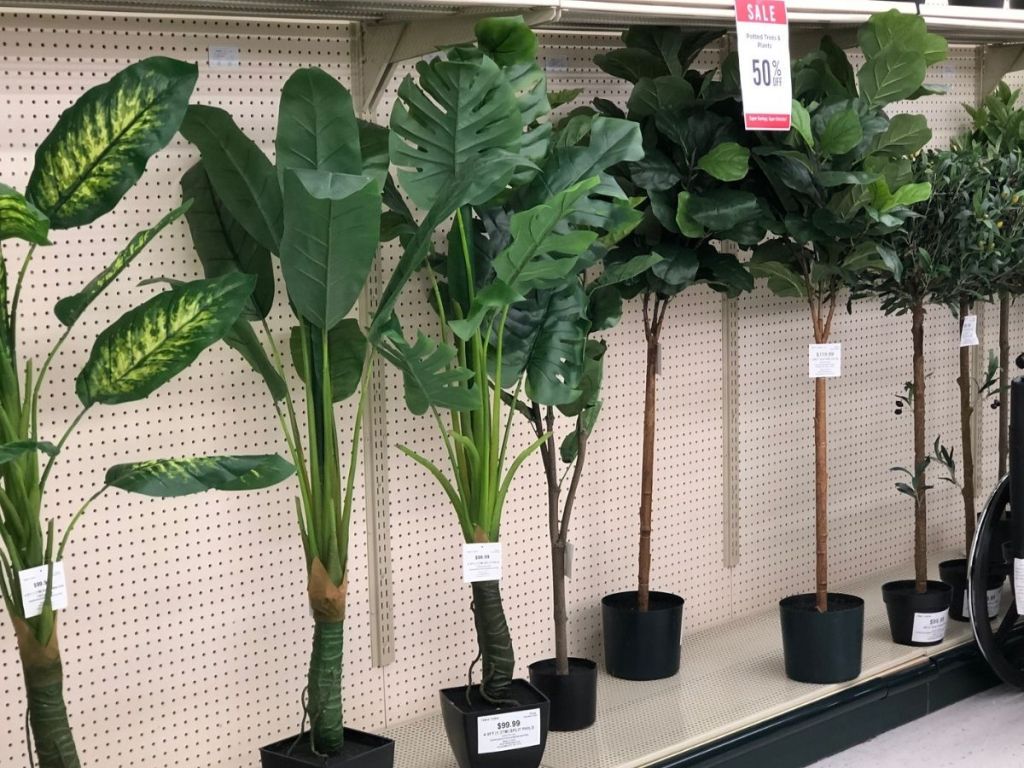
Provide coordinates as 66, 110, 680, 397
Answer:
383, 550, 987, 768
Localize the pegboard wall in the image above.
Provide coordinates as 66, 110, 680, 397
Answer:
0, 10, 1020, 768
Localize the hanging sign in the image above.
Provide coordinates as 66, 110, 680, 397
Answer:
19, 562, 68, 619
735, 1, 792, 131
959, 315, 979, 347
808, 343, 841, 379
463, 543, 502, 583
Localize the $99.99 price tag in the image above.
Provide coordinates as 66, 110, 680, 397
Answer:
735, 1, 792, 131
477, 708, 541, 754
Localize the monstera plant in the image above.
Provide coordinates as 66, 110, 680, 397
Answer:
178, 68, 412, 764
749, 10, 947, 680
376, 16, 642, 766
595, 26, 769, 682
0, 59, 292, 768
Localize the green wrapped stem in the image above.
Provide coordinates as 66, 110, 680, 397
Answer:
308, 619, 344, 755
471, 580, 515, 704
22, 649, 80, 768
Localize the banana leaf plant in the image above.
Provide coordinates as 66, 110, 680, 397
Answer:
965, 83, 1024, 477
595, 27, 770, 613
0, 58, 293, 768
749, 10, 947, 612
375, 17, 643, 705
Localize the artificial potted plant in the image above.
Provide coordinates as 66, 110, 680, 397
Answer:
750, 10, 947, 681
378, 17, 642, 768
0, 58, 292, 768
594, 26, 770, 681
180, 68, 398, 766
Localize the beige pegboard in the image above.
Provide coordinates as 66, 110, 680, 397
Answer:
2, 10, 1022, 768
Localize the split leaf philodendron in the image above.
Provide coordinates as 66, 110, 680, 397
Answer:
0, 58, 291, 768
378, 16, 643, 706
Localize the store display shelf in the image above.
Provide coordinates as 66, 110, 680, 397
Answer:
384, 550, 989, 768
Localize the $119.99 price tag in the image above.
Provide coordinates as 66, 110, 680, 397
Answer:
735, 1, 792, 131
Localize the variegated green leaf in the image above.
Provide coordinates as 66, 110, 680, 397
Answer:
27, 57, 198, 229
0, 183, 50, 244
77, 272, 254, 406
106, 454, 294, 496
55, 201, 192, 327
0, 440, 58, 464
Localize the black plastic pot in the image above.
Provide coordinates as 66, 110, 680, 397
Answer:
882, 580, 953, 646
260, 729, 395, 768
439, 679, 549, 768
939, 558, 1005, 622
1013, 0, 1024, 10
602, 590, 684, 680
528, 657, 596, 732
779, 593, 864, 684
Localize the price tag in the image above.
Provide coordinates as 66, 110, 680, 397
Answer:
564, 541, 573, 580
19, 562, 68, 619
1014, 559, 1024, 614
735, 1, 792, 131
477, 708, 541, 754
911, 610, 948, 644
987, 587, 1002, 618
208, 46, 240, 67
959, 315, 979, 347
808, 343, 841, 378
463, 543, 502, 583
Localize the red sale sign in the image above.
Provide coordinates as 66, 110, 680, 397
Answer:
735, 1, 792, 131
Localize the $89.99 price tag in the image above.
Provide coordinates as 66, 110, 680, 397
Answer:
735, 1, 792, 131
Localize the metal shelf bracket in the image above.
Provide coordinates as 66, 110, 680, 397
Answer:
357, 6, 561, 114
980, 43, 1024, 99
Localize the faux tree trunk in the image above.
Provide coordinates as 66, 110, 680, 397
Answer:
307, 559, 348, 754
637, 297, 663, 613
999, 292, 1010, 478
814, 376, 828, 612
471, 580, 515, 703
14, 618, 80, 768
912, 304, 928, 594
958, 301, 976, 550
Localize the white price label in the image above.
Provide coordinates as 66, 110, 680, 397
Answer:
19, 562, 68, 619
959, 315, 979, 347
988, 587, 1003, 617
463, 543, 502, 583
911, 610, 948, 644
808, 343, 841, 378
208, 46, 240, 67
1014, 559, 1024, 614
477, 708, 541, 754
735, 1, 792, 131
564, 541, 573, 580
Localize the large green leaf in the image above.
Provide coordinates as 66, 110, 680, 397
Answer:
280, 169, 381, 330
818, 108, 863, 156
627, 76, 694, 118
55, 201, 192, 327
0, 440, 58, 464
277, 67, 361, 175
697, 142, 750, 182
180, 105, 283, 253
0, 183, 49, 244
560, 400, 601, 465
26, 57, 197, 229
502, 283, 589, 406
289, 319, 366, 402
359, 119, 390, 189
859, 10, 948, 67
870, 113, 932, 157
390, 55, 523, 210
687, 189, 761, 232
858, 47, 926, 110
377, 330, 476, 414
475, 16, 537, 66
180, 162, 274, 321
106, 454, 294, 496
76, 272, 254, 406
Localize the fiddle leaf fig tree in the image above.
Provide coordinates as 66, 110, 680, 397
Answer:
378, 17, 643, 705
596, 26, 769, 613
750, 10, 947, 612
0, 59, 292, 768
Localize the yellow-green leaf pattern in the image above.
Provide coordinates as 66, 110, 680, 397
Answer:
106, 454, 294, 496
26, 57, 198, 229
55, 201, 192, 326
76, 272, 254, 406
0, 183, 50, 245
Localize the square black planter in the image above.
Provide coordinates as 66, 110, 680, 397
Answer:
260, 728, 394, 768
439, 679, 550, 768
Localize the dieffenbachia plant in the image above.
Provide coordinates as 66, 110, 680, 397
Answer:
0, 59, 293, 768
595, 27, 770, 613
376, 17, 643, 705
749, 10, 947, 612
178, 67, 392, 756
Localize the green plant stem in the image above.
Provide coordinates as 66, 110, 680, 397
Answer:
9, 244, 37, 353
958, 300, 976, 552
308, 618, 344, 755
57, 486, 107, 561
30, 326, 74, 441
340, 354, 373, 577
912, 303, 928, 594
39, 406, 91, 491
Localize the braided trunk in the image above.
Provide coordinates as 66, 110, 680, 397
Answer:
307, 559, 348, 755
471, 580, 514, 704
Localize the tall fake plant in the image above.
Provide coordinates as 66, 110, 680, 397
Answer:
178, 68, 403, 755
0, 59, 293, 768
376, 17, 643, 704
750, 10, 947, 611
596, 27, 770, 612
